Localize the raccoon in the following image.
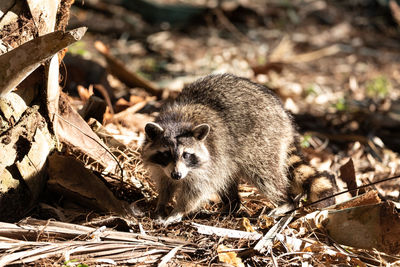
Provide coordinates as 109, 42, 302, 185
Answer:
141, 74, 336, 225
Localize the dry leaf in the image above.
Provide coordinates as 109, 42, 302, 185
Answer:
258, 215, 275, 229
77, 84, 93, 102
302, 243, 325, 253
339, 158, 361, 196
217, 245, 244, 267
114, 97, 131, 112
350, 257, 367, 267
240, 218, 255, 232
130, 95, 146, 104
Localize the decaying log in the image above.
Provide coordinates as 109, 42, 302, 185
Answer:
0, 0, 128, 223
0, 96, 53, 221
0, 25, 87, 221
0, 1, 36, 50
27, 0, 59, 35
0, 0, 151, 223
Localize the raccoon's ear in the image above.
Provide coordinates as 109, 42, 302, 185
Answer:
192, 124, 210, 141
145, 122, 164, 140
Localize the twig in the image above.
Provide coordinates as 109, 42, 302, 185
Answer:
94, 84, 114, 114
192, 223, 262, 240
158, 245, 183, 267
254, 212, 295, 254
213, 8, 250, 43
94, 41, 162, 98
112, 101, 147, 121
288, 44, 343, 63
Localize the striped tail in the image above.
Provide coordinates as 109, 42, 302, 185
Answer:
287, 140, 337, 208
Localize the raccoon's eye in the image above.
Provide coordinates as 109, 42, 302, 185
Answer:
182, 152, 199, 167
182, 152, 191, 160
150, 151, 172, 166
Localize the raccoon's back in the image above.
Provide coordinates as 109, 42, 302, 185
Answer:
176, 74, 294, 139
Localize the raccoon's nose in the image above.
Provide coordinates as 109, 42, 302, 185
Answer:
171, 171, 182, 180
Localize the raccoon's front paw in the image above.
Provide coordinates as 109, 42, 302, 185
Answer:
164, 213, 183, 226
154, 207, 168, 219
154, 212, 183, 226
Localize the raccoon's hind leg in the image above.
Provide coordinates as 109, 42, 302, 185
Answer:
218, 176, 241, 214
243, 158, 292, 207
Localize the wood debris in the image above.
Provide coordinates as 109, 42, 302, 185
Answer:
0, 218, 197, 266
0, 27, 87, 96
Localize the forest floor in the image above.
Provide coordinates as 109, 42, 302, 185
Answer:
7, 0, 400, 265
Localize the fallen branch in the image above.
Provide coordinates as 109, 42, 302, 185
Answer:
254, 212, 295, 254
94, 41, 162, 98
0, 27, 87, 96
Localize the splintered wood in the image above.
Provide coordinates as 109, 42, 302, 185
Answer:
0, 218, 196, 266
0, 27, 87, 96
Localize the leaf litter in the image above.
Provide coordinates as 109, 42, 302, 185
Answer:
2, 0, 400, 266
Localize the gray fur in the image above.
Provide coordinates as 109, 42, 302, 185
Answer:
141, 74, 334, 225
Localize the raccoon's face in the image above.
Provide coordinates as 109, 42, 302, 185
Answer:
142, 122, 210, 180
